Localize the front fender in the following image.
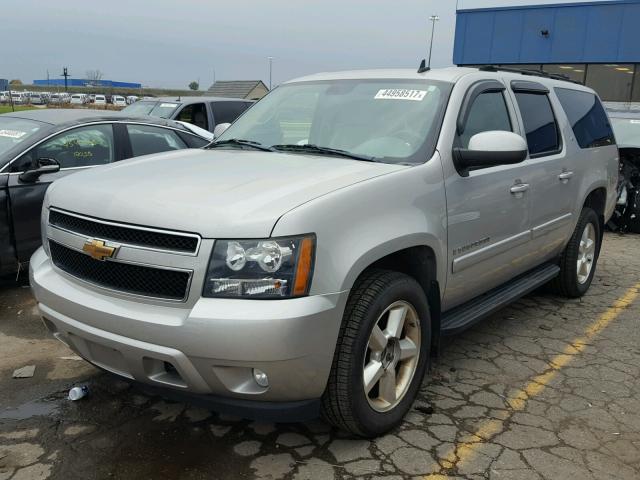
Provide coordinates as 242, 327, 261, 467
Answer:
271, 155, 448, 296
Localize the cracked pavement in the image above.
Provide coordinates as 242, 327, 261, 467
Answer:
1, 232, 639, 479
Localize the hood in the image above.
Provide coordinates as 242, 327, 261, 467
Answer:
47, 149, 406, 238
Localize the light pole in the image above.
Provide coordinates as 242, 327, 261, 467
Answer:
268, 56, 273, 90
427, 15, 440, 69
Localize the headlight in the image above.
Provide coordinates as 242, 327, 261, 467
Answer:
203, 235, 316, 298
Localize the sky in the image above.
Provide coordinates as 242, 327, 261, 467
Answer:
1, 0, 615, 90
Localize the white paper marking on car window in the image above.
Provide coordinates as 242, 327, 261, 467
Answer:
160, 103, 178, 108
374, 89, 428, 101
0, 129, 27, 139
630, 120, 640, 124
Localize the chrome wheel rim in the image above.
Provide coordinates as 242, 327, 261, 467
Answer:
577, 223, 596, 285
363, 300, 421, 413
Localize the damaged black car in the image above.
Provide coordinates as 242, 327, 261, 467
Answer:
605, 104, 640, 233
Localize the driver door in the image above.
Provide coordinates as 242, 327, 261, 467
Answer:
8, 124, 117, 263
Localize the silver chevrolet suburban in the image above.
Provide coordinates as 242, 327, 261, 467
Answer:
30, 67, 618, 437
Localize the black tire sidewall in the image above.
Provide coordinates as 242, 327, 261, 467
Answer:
567, 208, 601, 296
347, 276, 431, 437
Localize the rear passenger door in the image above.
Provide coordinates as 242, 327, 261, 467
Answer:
443, 80, 535, 309
510, 81, 573, 259
122, 124, 188, 158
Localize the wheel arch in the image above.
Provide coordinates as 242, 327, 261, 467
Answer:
582, 186, 607, 254
345, 242, 443, 356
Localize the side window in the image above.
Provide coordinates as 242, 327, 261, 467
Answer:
459, 91, 512, 148
15, 124, 115, 171
514, 92, 560, 157
126, 125, 187, 157
177, 103, 208, 130
211, 102, 249, 125
554, 88, 615, 149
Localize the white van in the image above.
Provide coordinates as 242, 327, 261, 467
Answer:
112, 95, 127, 107
70, 94, 85, 105
94, 95, 106, 105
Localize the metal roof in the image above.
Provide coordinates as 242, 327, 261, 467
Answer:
0, 108, 191, 129
207, 80, 267, 98
151, 96, 249, 104
287, 67, 485, 84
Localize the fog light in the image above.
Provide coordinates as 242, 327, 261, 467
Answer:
253, 368, 269, 387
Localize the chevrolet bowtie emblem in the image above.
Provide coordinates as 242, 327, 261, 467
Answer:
82, 239, 116, 261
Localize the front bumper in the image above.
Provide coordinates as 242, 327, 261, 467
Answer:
30, 247, 348, 407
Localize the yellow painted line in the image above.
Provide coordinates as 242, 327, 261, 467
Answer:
424, 283, 640, 479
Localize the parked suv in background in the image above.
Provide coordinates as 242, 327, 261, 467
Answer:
121, 96, 253, 134
30, 67, 617, 437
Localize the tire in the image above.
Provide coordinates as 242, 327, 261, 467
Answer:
321, 269, 431, 437
549, 207, 601, 298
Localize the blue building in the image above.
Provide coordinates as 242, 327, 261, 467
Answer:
454, 0, 640, 101
32, 78, 141, 89
0, 79, 8, 91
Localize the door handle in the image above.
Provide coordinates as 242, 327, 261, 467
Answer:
510, 183, 530, 194
558, 171, 574, 182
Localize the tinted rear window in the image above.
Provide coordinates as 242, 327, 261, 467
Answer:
555, 88, 615, 149
514, 92, 560, 156
211, 101, 250, 125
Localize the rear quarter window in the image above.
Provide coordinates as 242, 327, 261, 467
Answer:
554, 88, 615, 149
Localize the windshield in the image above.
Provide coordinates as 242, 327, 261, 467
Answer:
217, 79, 451, 164
0, 117, 44, 158
610, 117, 640, 147
122, 101, 180, 118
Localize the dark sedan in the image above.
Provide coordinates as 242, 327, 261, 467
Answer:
0, 109, 211, 276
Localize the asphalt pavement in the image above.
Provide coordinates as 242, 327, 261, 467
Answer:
1, 232, 639, 480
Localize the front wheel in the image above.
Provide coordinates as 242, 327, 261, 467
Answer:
321, 269, 431, 437
550, 207, 601, 298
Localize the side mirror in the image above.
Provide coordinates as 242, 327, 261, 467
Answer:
19, 158, 60, 183
213, 123, 231, 139
453, 131, 528, 177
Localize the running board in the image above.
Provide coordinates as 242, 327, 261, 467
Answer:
441, 263, 560, 336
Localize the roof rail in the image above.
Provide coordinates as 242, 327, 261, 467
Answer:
477, 65, 580, 84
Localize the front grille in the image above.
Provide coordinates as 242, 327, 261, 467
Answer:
49, 210, 199, 254
50, 241, 191, 300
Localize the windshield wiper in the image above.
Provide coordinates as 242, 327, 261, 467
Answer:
207, 139, 275, 152
271, 144, 376, 162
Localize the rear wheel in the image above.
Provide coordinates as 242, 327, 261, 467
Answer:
321, 269, 431, 437
549, 207, 601, 298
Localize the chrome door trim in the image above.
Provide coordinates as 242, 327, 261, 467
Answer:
531, 213, 573, 239
452, 230, 531, 274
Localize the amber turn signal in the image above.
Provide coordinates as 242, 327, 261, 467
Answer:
293, 236, 315, 296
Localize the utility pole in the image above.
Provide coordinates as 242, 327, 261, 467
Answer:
268, 56, 273, 90
61, 67, 70, 92
427, 15, 440, 69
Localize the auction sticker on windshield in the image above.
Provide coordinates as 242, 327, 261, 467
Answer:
160, 103, 178, 108
375, 89, 428, 101
0, 130, 27, 139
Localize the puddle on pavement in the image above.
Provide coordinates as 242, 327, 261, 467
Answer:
0, 399, 59, 420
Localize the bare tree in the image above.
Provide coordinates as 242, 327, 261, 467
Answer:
86, 69, 104, 86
